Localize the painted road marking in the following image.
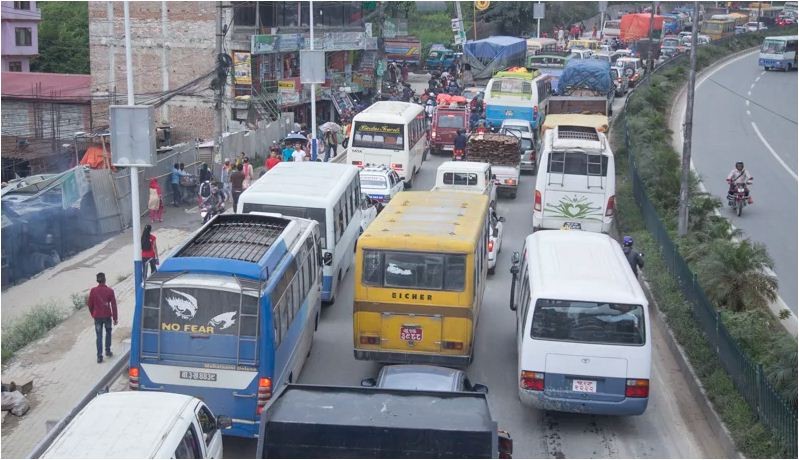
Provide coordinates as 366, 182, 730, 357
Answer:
750, 121, 798, 181
746, 100, 750, 106
746, 110, 751, 116
750, 83, 756, 89
755, 76, 761, 82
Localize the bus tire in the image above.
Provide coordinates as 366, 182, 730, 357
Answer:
510, 191, 517, 199
488, 266, 495, 275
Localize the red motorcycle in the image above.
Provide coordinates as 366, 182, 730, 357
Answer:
727, 179, 753, 216
453, 148, 466, 161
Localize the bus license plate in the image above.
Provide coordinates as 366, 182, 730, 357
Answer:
400, 326, 423, 342
572, 379, 596, 393
180, 370, 218, 382
562, 222, 582, 230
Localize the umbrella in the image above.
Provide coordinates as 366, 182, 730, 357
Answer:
320, 122, 341, 133
283, 132, 308, 144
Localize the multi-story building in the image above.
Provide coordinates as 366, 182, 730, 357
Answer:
1, 1, 41, 72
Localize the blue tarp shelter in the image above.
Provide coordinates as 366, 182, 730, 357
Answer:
463, 36, 527, 80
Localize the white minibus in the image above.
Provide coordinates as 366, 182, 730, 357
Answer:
759, 35, 798, 71
533, 124, 615, 233
42, 392, 230, 458
348, 101, 428, 188
238, 162, 361, 303
509, 230, 651, 415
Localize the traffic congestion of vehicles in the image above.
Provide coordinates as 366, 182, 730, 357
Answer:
23, 3, 794, 458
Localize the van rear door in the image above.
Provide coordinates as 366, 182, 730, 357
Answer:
540, 151, 609, 231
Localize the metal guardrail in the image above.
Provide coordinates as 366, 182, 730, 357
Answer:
620, 36, 797, 458
26, 350, 130, 459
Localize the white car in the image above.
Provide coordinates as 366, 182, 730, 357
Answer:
487, 211, 505, 274
359, 166, 404, 205
499, 118, 533, 135
569, 48, 594, 59
746, 22, 768, 32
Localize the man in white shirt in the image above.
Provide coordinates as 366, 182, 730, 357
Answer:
292, 144, 307, 162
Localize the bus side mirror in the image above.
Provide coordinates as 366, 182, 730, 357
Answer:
472, 383, 489, 394
323, 252, 333, 266
216, 416, 233, 429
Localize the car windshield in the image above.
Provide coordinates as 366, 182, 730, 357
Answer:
503, 123, 530, 132
437, 114, 465, 129
762, 40, 786, 54
663, 38, 679, 47
379, 369, 458, 391
520, 138, 534, 151
531, 299, 646, 346
360, 175, 388, 189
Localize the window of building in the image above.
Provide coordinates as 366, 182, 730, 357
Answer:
8, 62, 22, 72
13, 2, 30, 10
234, 2, 256, 27
15, 28, 32, 47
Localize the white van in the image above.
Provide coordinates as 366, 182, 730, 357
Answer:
533, 124, 615, 233
42, 392, 230, 458
509, 230, 651, 415
431, 161, 497, 208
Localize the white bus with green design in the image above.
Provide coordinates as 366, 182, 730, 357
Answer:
532, 124, 615, 233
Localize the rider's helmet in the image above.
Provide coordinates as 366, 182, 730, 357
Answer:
735, 161, 744, 170
623, 236, 634, 247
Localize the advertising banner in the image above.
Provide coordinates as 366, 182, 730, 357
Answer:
233, 52, 252, 85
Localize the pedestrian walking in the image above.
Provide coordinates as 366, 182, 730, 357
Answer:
282, 143, 294, 162
622, 236, 645, 276
141, 224, 159, 279
323, 129, 338, 161
230, 163, 245, 211
592, 24, 598, 39
265, 150, 281, 171
147, 178, 164, 223
170, 163, 186, 206
87, 272, 118, 363
221, 159, 232, 203
242, 157, 254, 189
401, 62, 409, 82
292, 144, 307, 162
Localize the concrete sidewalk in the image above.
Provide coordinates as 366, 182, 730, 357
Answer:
0, 201, 207, 458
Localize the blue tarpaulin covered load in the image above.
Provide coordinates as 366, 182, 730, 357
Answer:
463, 36, 527, 80
558, 59, 613, 96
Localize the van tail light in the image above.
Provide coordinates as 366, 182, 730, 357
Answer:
534, 190, 542, 212
520, 370, 545, 391
352, 160, 363, 168
256, 377, 273, 415
390, 163, 403, 170
488, 240, 494, 252
625, 379, 649, 398
605, 195, 616, 217
128, 367, 140, 390
359, 335, 380, 345
442, 340, 464, 350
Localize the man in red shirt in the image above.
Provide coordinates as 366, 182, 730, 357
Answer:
88, 272, 118, 363
265, 150, 281, 171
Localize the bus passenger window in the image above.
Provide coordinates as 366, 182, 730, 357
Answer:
444, 255, 466, 290
363, 250, 383, 285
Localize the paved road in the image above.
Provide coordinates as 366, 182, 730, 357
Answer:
692, 49, 798, 312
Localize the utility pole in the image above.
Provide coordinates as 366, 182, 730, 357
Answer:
123, 0, 143, 305
214, 1, 224, 168
310, 0, 318, 161
678, 1, 699, 236
537, 0, 542, 38
376, 1, 385, 100
646, 1, 657, 72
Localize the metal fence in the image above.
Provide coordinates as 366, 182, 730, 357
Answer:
621, 47, 797, 457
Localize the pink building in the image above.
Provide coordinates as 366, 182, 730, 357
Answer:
1, 1, 41, 72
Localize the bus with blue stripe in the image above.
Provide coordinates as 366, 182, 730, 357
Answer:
759, 35, 798, 71
484, 68, 553, 132
129, 213, 322, 438
238, 162, 362, 304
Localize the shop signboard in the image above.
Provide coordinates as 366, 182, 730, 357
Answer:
252, 35, 277, 54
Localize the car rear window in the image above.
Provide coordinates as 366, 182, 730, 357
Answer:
360, 175, 388, 188
437, 114, 465, 129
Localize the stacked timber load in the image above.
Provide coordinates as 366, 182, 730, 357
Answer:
467, 133, 520, 167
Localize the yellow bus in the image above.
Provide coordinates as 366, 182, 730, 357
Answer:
353, 191, 490, 366
701, 19, 736, 41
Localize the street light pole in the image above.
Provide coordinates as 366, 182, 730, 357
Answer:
678, 1, 699, 236
310, 0, 318, 161
123, 1, 143, 301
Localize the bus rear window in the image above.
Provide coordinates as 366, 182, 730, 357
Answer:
531, 299, 645, 345
143, 287, 259, 336
352, 122, 405, 150
362, 250, 466, 291
547, 151, 609, 176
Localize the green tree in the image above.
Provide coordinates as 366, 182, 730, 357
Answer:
30, 2, 89, 74
480, 1, 598, 37
697, 239, 778, 312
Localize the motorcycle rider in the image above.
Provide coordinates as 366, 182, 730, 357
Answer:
622, 236, 645, 277
401, 83, 413, 102
200, 181, 227, 222
726, 161, 754, 205
453, 128, 468, 160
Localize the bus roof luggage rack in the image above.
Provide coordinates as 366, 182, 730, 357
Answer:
176, 214, 289, 263
556, 125, 600, 142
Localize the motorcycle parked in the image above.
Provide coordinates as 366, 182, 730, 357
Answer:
726, 179, 753, 216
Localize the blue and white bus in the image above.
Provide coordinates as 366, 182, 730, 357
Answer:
484, 69, 553, 131
129, 213, 322, 438
759, 35, 798, 71
238, 162, 362, 304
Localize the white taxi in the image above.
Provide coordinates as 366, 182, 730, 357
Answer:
487, 211, 505, 274
359, 166, 405, 205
